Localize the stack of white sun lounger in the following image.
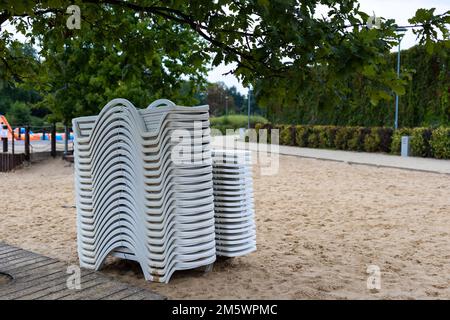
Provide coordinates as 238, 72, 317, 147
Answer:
72, 98, 216, 283
211, 149, 256, 257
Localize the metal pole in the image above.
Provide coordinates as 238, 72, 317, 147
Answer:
395, 39, 401, 129
24, 126, 30, 161
10, 127, 14, 170
1, 124, 7, 152
51, 123, 56, 158
64, 125, 69, 157
247, 88, 251, 130
225, 96, 228, 115
394, 29, 406, 129
11, 126, 14, 156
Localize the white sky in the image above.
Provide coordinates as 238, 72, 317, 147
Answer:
209, 0, 450, 93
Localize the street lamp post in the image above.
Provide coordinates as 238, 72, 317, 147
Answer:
247, 87, 251, 130
225, 96, 229, 115
395, 28, 407, 130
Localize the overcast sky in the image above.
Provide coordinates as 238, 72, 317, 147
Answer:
210, 0, 450, 93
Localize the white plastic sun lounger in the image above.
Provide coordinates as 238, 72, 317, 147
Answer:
73, 98, 216, 283
73, 99, 257, 283
211, 150, 256, 258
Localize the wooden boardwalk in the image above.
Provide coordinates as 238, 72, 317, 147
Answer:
0, 242, 165, 300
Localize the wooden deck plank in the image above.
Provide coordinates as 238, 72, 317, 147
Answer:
0, 249, 35, 261
0, 242, 26, 251
58, 277, 109, 300
122, 289, 166, 300
0, 252, 43, 268
74, 281, 131, 300
32, 270, 99, 301
1, 256, 53, 275
0, 243, 16, 251
100, 287, 145, 300
35, 276, 102, 300
20, 272, 99, 300
36, 278, 101, 300
6, 259, 61, 278
12, 261, 65, 280
0, 270, 72, 299
0, 251, 38, 264
0, 242, 164, 300
0, 247, 21, 256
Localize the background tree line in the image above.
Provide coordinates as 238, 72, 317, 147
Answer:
195, 82, 261, 117
3, 42, 449, 129
256, 42, 450, 128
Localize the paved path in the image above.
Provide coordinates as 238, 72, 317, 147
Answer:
0, 242, 165, 300
212, 136, 450, 175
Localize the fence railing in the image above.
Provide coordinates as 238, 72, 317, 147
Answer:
0, 153, 25, 172
0, 123, 74, 171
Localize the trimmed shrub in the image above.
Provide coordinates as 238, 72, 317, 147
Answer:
253, 123, 449, 159
347, 127, 367, 151
377, 127, 394, 153
391, 128, 413, 155
211, 125, 226, 135
258, 123, 273, 144
364, 128, 382, 152
254, 122, 265, 132
279, 125, 294, 146
334, 127, 353, 150
327, 126, 339, 149
316, 126, 337, 149
250, 123, 264, 143
307, 127, 321, 148
422, 128, 433, 157
410, 128, 433, 157
295, 125, 311, 147
430, 127, 450, 159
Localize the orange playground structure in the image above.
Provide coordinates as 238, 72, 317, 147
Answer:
0, 115, 73, 141
1, 115, 40, 141
0, 115, 13, 137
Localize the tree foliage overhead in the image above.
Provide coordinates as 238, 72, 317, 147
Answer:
2, 0, 212, 123
1, 0, 449, 123
35, 6, 209, 123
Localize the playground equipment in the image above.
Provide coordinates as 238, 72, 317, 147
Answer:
0, 115, 12, 133
14, 127, 73, 141
0, 115, 74, 141
72, 98, 256, 283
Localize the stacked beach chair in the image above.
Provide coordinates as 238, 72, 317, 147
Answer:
212, 150, 256, 257
73, 98, 216, 283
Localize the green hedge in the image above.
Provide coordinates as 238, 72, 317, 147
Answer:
252, 124, 450, 159
430, 127, 450, 159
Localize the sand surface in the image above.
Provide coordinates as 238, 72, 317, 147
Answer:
0, 156, 449, 299
0, 274, 12, 285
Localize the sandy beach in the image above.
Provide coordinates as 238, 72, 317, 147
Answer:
0, 156, 449, 299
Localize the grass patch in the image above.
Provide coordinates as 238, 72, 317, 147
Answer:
210, 114, 268, 134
